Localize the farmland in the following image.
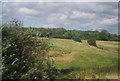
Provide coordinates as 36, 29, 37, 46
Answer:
2, 2, 120, 80
37, 38, 118, 79
2, 26, 119, 79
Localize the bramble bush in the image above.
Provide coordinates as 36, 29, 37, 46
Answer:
2, 19, 59, 80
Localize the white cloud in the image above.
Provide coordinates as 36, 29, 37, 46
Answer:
70, 11, 96, 19
18, 7, 39, 15
101, 18, 118, 25
2, 2, 118, 34
2, 0, 119, 2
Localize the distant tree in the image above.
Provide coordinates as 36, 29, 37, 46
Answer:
63, 31, 72, 39
28, 27, 119, 41
99, 30, 110, 41
49, 28, 66, 38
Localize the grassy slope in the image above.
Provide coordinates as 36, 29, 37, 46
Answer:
37, 38, 118, 79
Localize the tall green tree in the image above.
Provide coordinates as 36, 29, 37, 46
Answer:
99, 30, 110, 41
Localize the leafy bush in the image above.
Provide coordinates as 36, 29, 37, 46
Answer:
73, 37, 82, 43
2, 26, 59, 80
87, 38, 97, 47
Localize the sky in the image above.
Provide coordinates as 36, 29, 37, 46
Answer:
1, 0, 119, 34
1, 0, 120, 2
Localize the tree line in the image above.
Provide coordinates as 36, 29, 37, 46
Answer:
30, 27, 119, 41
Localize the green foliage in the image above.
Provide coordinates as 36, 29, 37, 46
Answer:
2, 26, 34, 79
32, 28, 119, 41
63, 31, 72, 39
2, 26, 59, 80
3, 18, 23, 27
87, 38, 97, 47
73, 37, 82, 43
99, 30, 110, 41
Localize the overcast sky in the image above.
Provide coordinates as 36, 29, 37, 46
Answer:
2, 2, 118, 34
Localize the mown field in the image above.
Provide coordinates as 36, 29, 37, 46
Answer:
37, 38, 119, 79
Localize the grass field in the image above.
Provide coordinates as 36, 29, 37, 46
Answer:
37, 38, 118, 79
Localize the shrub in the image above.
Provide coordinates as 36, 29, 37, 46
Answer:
87, 38, 97, 47
2, 26, 59, 80
73, 37, 82, 43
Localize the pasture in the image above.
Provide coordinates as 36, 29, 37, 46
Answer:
37, 38, 118, 79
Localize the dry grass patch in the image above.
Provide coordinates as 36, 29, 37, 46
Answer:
48, 49, 76, 62
105, 73, 118, 79
97, 43, 119, 48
